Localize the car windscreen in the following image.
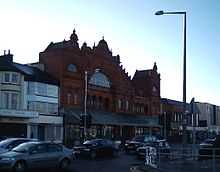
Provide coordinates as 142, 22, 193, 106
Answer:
83, 139, 102, 145
204, 139, 214, 144
132, 136, 144, 142
0, 139, 15, 148
12, 142, 36, 153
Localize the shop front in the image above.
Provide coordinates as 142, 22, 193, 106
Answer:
63, 108, 161, 146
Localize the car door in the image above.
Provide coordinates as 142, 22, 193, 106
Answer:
95, 140, 105, 156
46, 143, 63, 168
28, 144, 48, 169
102, 140, 113, 156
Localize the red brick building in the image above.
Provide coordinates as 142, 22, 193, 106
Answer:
39, 30, 161, 144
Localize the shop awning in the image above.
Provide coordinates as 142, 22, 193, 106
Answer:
63, 108, 160, 128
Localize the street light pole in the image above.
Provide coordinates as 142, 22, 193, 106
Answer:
155, 10, 187, 146
84, 71, 88, 141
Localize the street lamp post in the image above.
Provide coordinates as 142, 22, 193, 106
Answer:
84, 71, 88, 141
155, 10, 187, 146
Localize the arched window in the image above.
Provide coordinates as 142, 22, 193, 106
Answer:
89, 72, 110, 88
67, 64, 77, 72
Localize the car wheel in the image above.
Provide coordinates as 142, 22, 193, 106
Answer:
90, 150, 96, 159
13, 161, 26, 172
59, 158, 70, 171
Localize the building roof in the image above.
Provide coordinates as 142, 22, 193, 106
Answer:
45, 41, 72, 51
0, 54, 59, 85
132, 70, 149, 79
161, 98, 200, 113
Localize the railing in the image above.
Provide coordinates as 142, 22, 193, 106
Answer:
153, 146, 220, 172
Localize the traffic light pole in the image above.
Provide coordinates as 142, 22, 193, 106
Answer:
84, 71, 88, 142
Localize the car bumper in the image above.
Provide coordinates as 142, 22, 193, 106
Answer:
0, 161, 14, 171
125, 145, 137, 152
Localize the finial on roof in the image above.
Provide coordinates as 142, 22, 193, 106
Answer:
102, 36, 104, 40
8, 49, 10, 55
83, 42, 87, 46
70, 29, 79, 47
4, 50, 6, 55
153, 62, 157, 71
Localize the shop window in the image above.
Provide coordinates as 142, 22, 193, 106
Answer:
55, 126, 62, 141
46, 125, 55, 141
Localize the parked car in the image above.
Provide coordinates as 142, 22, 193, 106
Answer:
0, 141, 74, 172
0, 138, 38, 154
0, 136, 7, 141
198, 136, 220, 160
136, 140, 171, 159
124, 135, 165, 153
74, 139, 119, 159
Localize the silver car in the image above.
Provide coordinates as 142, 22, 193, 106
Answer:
0, 141, 75, 172
0, 138, 38, 154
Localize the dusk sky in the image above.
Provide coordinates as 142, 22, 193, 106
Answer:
0, 0, 219, 105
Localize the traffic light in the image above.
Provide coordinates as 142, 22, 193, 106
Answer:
86, 114, 92, 128
80, 115, 84, 127
79, 114, 92, 128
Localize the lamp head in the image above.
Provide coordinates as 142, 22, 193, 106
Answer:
155, 10, 164, 15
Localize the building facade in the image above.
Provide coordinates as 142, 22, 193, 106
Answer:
160, 98, 198, 143
195, 102, 220, 138
39, 30, 161, 145
0, 52, 63, 142
161, 98, 220, 143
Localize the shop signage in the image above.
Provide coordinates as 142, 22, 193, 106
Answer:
0, 109, 39, 118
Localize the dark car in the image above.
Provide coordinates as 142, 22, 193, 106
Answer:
198, 136, 220, 160
124, 135, 165, 153
74, 139, 119, 159
136, 140, 171, 159
0, 141, 74, 172
0, 136, 7, 141
0, 138, 38, 154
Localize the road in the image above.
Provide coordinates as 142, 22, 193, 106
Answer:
69, 151, 220, 172
70, 152, 143, 172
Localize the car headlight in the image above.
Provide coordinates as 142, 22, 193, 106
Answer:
1, 157, 15, 161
